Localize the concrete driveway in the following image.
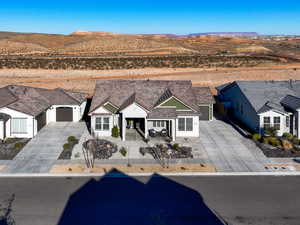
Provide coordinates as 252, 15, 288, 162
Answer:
3, 122, 86, 173
199, 119, 272, 172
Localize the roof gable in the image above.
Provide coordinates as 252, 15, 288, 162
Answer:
103, 102, 118, 113
158, 96, 192, 110
0, 85, 86, 116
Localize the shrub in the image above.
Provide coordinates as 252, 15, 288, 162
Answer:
120, 147, 127, 157
74, 152, 81, 158
282, 133, 293, 139
265, 127, 278, 137
269, 137, 281, 147
263, 137, 269, 145
172, 143, 180, 151
14, 142, 25, 150
111, 126, 120, 138
252, 134, 261, 141
4, 138, 18, 144
68, 136, 77, 143
63, 143, 71, 150
281, 139, 293, 150
292, 137, 300, 145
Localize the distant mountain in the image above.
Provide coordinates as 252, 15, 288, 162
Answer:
188, 32, 259, 37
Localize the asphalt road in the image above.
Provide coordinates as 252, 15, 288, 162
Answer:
0, 174, 299, 225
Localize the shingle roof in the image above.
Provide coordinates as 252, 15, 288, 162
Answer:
0, 85, 87, 116
281, 95, 300, 110
148, 108, 177, 119
192, 87, 215, 104
218, 80, 300, 113
257, 101, 287, 114
90, 79, 214, 115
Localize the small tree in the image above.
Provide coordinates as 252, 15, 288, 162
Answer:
111, 126, 120, 138
82, 139, 96, 169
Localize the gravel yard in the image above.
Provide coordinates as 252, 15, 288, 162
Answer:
0, 138, 30, 160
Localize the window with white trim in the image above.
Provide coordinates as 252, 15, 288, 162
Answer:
263, 117, 271, 130
95, 117, 110, 131
274, 117, 280, 130
153, 120, 165, 128
286, 116, 290, 128
178, 117, 193, 131
11, 118, 27, 134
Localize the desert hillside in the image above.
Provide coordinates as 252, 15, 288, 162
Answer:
0, 30, 299, 59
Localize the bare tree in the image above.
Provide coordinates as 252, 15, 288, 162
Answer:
82, 138, 96, 169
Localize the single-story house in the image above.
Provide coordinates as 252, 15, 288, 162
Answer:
217, 80, 300, 137
88, 79, 214, 141
0, 85, 87, 140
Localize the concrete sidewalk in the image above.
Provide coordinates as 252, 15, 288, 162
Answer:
2, 122, 86, 173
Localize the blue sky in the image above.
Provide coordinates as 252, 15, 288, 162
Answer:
0, 1, 299, 35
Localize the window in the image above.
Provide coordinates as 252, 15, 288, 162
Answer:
95, 117, 110, 131
178, 117, 193, 131
153, 121, 165, 128
263, 117, 271, 130
286, 116, 290, 128
11, 118, 27, 133
274, 117, 281, 130
186, 118, 193, 131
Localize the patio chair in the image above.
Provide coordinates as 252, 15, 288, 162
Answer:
160, 128, 168, 137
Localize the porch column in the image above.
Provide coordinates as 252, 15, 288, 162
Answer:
298, 110, 300, 138
122, 115, 126, 141
144, 118, 148, 138
171, 119, 176, 141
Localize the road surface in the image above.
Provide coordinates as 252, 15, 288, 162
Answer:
0, 174, 299, 225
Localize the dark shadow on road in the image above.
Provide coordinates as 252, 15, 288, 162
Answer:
0, 194, 15, 225
57, 169, 226, 225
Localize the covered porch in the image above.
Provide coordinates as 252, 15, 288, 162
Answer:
121, 117, 176, 141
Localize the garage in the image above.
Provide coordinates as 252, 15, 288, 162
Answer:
36, 111, 46, 131
56, 107, 73, 122
199, 104, 213, 121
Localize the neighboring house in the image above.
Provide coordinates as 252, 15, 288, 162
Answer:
217, 80, 300, 137
88, 79, 214, 141
0, 85, 87, 140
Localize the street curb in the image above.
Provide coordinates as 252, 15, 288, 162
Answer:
0, 171, 300, 177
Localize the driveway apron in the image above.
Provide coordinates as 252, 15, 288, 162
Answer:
3, 122, 85, 173
199, 120, 270, 172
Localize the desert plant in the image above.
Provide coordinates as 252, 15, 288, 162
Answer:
111, 126, 120, 138
268, 137, 281, 147
265, 127, 278, 137
68, 136, 77, 143
120, 147, 127, 157
263, 137, 269, 145
4, 138, 18, 144
291, 137, 300, 145
281, 139, 293, 150
172, 143, 180, 151
282, 133, 293, 139
63, 143, 71, 150
13, 142, 25, 150
252, 133, 261, 141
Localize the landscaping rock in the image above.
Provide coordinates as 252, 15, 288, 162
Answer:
83, 139, 118, 159
140, 144, 193, 159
